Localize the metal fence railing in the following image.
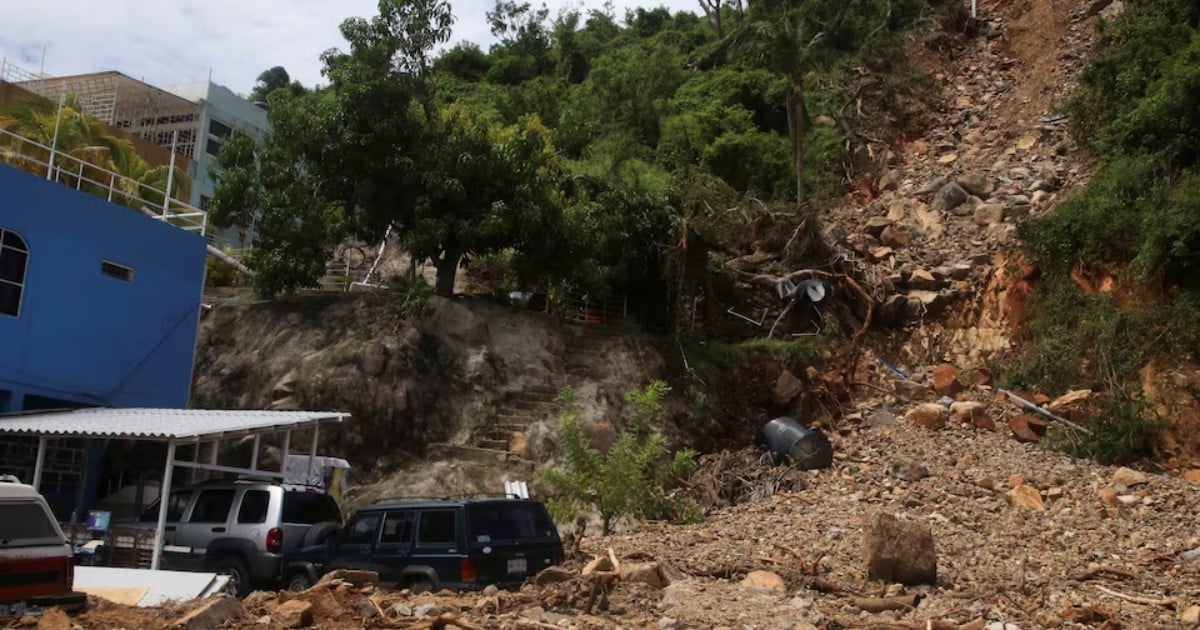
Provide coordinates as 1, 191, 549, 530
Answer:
0, 126, 207, 235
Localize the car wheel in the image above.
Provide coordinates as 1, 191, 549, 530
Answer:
408, 578, 434, 594
286, 571, 313, 593
213, 556, 251, 597
303, 522, 340, 547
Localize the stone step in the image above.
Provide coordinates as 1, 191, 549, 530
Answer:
426, 443, 535, 471
495, 413, 539, 424
510, 400, 555, 412
476, 438, 509, 451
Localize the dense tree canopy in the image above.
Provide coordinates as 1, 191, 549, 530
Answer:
212, 0, 945, 316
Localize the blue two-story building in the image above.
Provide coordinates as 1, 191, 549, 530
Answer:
0, 163, 207, 516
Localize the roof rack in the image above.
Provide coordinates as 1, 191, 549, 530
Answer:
368, 492, 529, 505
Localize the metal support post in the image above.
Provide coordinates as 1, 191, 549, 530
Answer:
151, 441, 177, 571
250, 436, 260, 471
190, 442, 200, 483
281, 430, 291, 472
46, 92, 66, 180
308, 426, 320, 484
163, 130, 178, 216
32, 437, 47, 491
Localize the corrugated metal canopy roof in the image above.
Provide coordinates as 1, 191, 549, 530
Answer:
0, 408, 347, 441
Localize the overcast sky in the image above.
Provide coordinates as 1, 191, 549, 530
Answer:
0, 0, 698, 96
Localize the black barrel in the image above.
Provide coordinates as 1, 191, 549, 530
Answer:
756, 417, 834, 470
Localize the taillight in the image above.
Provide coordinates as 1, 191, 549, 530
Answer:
461, 558, 477, 583
267, 527, 284, 553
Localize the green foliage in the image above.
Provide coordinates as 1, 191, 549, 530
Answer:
540, 381, 699, 534
204, 255, 242, 288
1043, 389, 1159, 465
388, 274, 435, 321
678, 336, 821, 410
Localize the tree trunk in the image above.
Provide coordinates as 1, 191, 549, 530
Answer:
434, 248, 460, 296
789, 71, 807, 214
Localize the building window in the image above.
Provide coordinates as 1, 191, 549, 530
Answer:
208, 119, 233, 139
0, 228, 28, 317
206, 138, 222, 157
100, 260, 135, 282
199, 195, 212, 211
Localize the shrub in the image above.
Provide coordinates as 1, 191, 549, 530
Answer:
1043, 388, 1159, 465
540, 381, 699, 534
388, 274, 435, 321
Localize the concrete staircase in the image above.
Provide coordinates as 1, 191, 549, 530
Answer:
430, 324, 622, 467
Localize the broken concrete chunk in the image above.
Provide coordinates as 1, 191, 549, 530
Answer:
863, 512, 937, 586
275, 600, 314, 629
172, 596, 246, 630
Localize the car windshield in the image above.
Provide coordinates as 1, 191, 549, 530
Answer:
282, 491, 342, 524
0, 501, 63, 547
466, 503, 557, 543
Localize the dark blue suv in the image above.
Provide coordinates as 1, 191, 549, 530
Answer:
282, 497, 564, 592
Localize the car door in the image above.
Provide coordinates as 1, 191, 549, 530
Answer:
173, 488, 235, 570
326, 511, 381, 572
370, 510, 415, 585
413, 509, 461, 587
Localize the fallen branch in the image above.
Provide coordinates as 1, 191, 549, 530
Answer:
850, 594, 920, 613
607, 547, 621, 574
1072, 565, 1139, 582
1094, 584, 1176, 607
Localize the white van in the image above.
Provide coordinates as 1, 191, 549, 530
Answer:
0, 476, 86, 615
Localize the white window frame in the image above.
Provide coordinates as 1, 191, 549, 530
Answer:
0, 227, 28, 318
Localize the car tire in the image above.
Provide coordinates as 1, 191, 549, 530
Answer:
303, 521, 340, 547
213, 556, 251, 597
408, 578, 434, 594
286, 571, 314, 593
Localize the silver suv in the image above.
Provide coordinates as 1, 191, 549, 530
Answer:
137, 479, 343, 595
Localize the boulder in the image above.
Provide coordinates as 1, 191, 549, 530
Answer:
932, 363, 963, 397
1009, 415, 1047, 443
172, 596, 246, 630
774, 369, 805, 406
1112, 467, 1148, 488
534, 566, 574, 585
620, 562, 665, 589
907, 269, 941, 291
741, 570, 786, 592
275, 600, 314, 629
862, 512, 938, 585
932, 182, 969, 213
880, 225, 911, 249
974, 203, 1005, 225
956, 173, 993, 197
906, 403, 946, 430
1008, 484, 1045, 511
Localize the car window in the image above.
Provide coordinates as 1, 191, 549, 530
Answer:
380, 511, 414, 544
346, 513, 382, 545
236, 490, 270, 524
467, 503, 557, 542
138, 490, 193, 523
282, 492, 342, 524
188, 489, 235, 523
416, 510, 457, 545
0, 501, 63, 547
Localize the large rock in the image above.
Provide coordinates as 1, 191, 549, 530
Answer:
534, 566, 574, 585
932, 182, 969, 213
172, 596, 246, 629
1009, 415, 1047, 443
906, 403, 946, 430
974, 203, 1005, 225
621, 562, 666, 589
275, 600, 314, 629
932, 363, 962, 397
956, 173, 993, 197
1112, 467, 1148, 488
774, 370, 805, 406
863, 512, 937, 585
741, 570, 786, 592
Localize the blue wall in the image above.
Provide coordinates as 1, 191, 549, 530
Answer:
0, 164, 207, 412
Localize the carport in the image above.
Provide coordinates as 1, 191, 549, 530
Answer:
0, 408, 348, 570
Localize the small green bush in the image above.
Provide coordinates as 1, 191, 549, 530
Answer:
388, 275, 435, 321
540, 381, 699, 534
1043, 388, 1159, 465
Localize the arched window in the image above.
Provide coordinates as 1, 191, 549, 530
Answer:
0, 228, 28, 317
